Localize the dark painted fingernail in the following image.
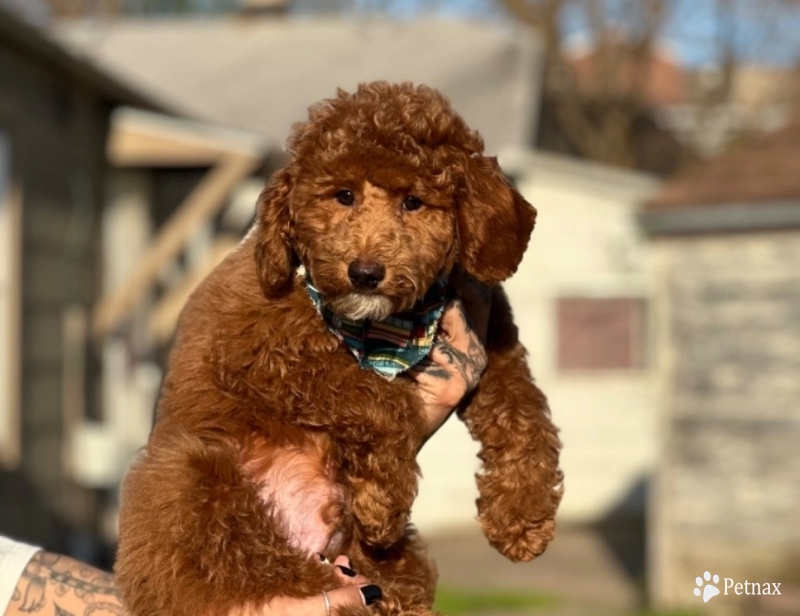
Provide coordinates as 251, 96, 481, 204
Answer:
337, 565, 356, 577
360, 584, 382, 605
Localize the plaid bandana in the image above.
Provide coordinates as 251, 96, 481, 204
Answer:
304, 276, 448, 380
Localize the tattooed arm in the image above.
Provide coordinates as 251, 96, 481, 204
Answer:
4, 550, 373, 616
410, 280, 490, 441
5, 551, 123, 616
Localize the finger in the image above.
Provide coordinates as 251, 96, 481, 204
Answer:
428, 343, 451, 367
438, 300, 468, 340
334, 567, 368, 586
429, 341, 463, 372
332, 555, 351, 568
407, 359, 447, 386
359, 585, 383, 607
327, 585, 383, 611
408, 357, 436, 373
436, 318, 481, 363
414, 355, 457, 390
407, 364, 424, 383
331, 557, 368, 586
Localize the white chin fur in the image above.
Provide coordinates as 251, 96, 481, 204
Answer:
330, 294, 395, 321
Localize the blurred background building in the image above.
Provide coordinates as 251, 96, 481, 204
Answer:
0, 6, 157, 559
642, 119, 800, 615
0, 0, 798, 614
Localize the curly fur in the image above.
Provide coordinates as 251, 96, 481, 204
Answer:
115, 82, 563, 616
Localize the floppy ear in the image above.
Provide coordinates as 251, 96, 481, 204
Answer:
457, 156, 537, 285
254, 167, 296, 297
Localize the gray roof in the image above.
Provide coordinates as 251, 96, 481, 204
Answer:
0, 5, 160, 110
55, 16, 541, 154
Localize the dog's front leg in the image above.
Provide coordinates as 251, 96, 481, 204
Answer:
459, 287, 563, 562
345, 440, 420, 547
336, 384, 428, 548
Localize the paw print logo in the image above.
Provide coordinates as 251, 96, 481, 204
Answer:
694, 571, 721, 603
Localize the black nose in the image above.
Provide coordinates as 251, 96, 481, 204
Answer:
348, 259, 386, 290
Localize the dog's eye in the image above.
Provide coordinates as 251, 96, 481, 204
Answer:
335, 190, 355, 206
402, 195, 423, 212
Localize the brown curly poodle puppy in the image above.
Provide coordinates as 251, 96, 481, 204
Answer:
115, 82, 563, 616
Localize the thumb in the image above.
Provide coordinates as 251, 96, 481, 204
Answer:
437, 300, 464, 341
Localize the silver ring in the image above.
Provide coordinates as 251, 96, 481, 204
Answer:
321, 590, 331, 616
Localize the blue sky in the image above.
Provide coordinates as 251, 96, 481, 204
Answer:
114, 0, 800, 68
391, 0, 800, 68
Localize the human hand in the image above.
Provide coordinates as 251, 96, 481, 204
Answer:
257, 556, 381, 616
3, 549, 382, 616
409, 277, 490, 441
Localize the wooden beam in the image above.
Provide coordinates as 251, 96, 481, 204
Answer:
92, 153, 260, 338
148, 236, 241, 344
108, 126, 232, 168
107, 109, 269, 169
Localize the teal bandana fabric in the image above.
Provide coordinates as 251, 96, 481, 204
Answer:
305, 276, 448, 380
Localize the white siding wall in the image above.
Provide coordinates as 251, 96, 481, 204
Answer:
414, 151, 661, 532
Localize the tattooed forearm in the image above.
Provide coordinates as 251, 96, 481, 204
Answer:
20, 554, 120, 601
411, 296, 490, 440
8, 552, 126, 616
434, 337, 483, 391
416, 358, 452, 381
433, 299, 488, 393
84, 603, 124, 616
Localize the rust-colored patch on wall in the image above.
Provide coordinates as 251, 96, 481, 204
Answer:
557, 297, 646, 371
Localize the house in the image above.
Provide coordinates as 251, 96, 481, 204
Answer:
641, 119, 800, 613
0, 5, 158, 556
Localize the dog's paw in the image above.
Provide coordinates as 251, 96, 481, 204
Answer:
480, 515, 555, 562
352, 496, 410, 546
357, 515, 410, 547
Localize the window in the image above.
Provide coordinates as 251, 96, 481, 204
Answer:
557, 297, 646, 372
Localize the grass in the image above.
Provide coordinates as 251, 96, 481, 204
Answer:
432, 585, 560, 615
631, 610, 704, 616
432, 586, 706, 616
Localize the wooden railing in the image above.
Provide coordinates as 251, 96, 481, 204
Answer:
92, 152, 260, 339
63, 109, 269, 491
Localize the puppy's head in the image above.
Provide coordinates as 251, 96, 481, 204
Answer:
255, 82, 536, 319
